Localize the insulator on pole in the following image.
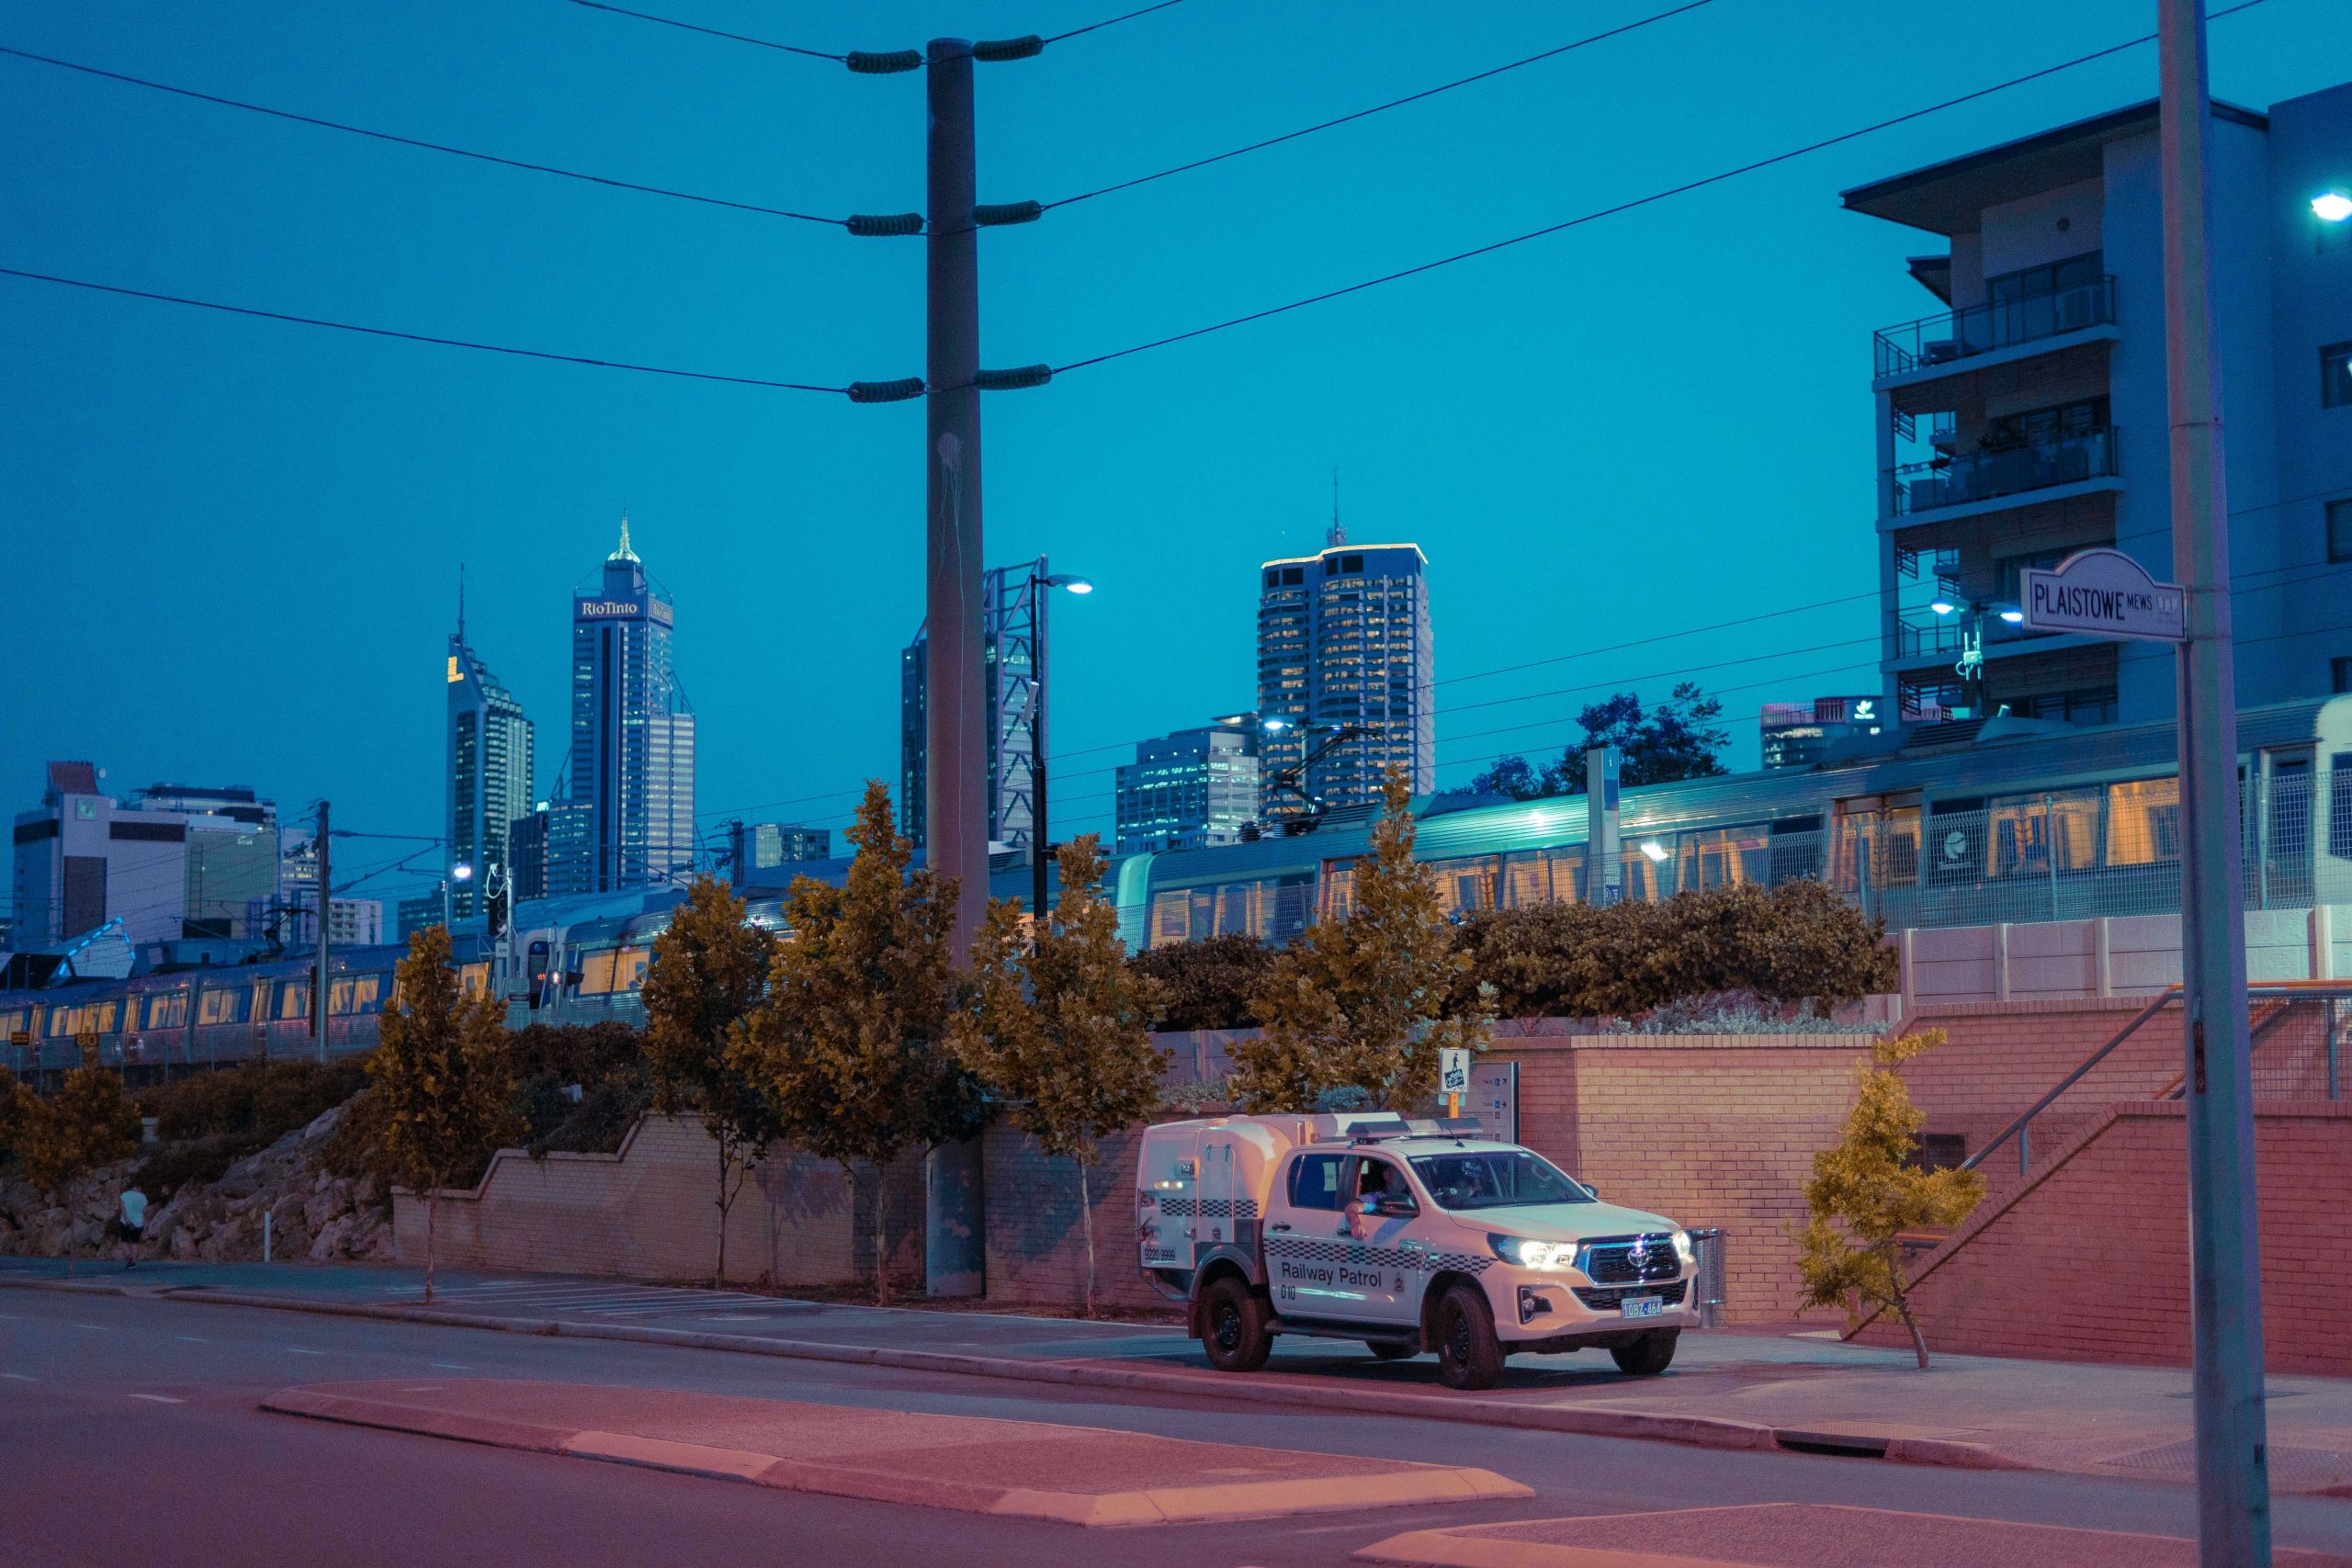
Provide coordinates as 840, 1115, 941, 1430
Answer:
847, 377, 926, 403
847, 212, 926, 237
971, 35, 1044, 61
973, 364, 1052, 391
845, 49, 922, 73
973, 201, 1044, 227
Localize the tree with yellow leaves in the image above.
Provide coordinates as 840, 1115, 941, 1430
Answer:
1794, 1028, 1984, 1369
951, 835, 1167, 1317
1230, 767, 1494, 1112
372, 925, 516, 1303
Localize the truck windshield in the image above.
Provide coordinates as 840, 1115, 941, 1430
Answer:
1409, 1151, 1593, 1211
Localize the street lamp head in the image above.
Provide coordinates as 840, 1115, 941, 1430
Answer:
2313, 190, 2352, 223
451, 863, 474, 882
1039, 572, 1092, 593
1929, 600, 1957, 616
1261, 716, 1292, 732
1997, 606, 2026, 625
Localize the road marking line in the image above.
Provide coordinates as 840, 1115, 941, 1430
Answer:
175, 1336, 209, 1343
130, 1393, 184, 1404
286, 1348, 328, 1357
73, 1324, 107, 1331
2, 1373, 35, 1382
429, 1363, 471, 1371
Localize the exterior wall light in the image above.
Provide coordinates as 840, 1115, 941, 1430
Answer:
2313, 191, 2352, 223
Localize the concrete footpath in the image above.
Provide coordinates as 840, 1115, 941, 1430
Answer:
11, 1257, 2352, 1493
265, 1376, 1527, 1528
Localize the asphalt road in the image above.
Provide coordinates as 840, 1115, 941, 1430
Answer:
6, 1288, 2352, 1567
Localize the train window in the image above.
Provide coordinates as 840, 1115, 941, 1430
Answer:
2332, 754, 2352, 861
280, 985, 310, 1020
1987, 788, 2100, 877
1148, 890, 1190, 949
199, 987, 241, 1026
579, 951, 618, 995
2106, 778, 2182, 865
616, 948, 650, 991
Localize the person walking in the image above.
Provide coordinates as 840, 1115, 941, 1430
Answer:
117, 1183, 147, 1269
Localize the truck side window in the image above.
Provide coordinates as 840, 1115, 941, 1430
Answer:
1287, 1153, 1345, 1211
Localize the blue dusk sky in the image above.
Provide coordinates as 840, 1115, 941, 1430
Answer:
5, 1, 2346, 910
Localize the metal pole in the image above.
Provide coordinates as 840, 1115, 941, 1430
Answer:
311, 800, 330, 1066
926, 37, 986, 961
2045, 794, 2061, 922
923, 37, 987, 1300
2159, 3, 2269, 1560
1031, 562, 1050, 927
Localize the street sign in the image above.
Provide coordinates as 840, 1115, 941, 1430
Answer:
1438, 1046, 1473, 1119
2019, 548, 2186, 643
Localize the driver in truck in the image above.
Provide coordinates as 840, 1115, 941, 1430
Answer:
1344, 1159, 1412, 1238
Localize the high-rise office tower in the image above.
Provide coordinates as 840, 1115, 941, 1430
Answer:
446, 579, 535, 920
1115, 717, 1261, 854
551, 516, 696, 894
899, 561, 1042, 852
1255, 502, 1433, 822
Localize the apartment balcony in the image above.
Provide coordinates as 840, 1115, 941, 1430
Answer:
1892, 604, 2052, 662
1889, 428, 2120, 523
1872, 274, 2117, 385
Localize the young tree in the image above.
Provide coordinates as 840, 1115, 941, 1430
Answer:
17, 1062, 141, 1196
642, 874, 781, 1287
1794, 1028, 1984, 1369
732, 782, 985, 1304
1231, 768, 1495, 1111
952, 836, 1168, 1316
371, 925, 517, 1302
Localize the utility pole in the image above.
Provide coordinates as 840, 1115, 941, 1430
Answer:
311, 800, 330, 1066
926, 35, 987, 969
2158, 2, 2269, 1561
1031, 558, 1051, 926
725, 819, 747, 886
922, 35, 989, 1303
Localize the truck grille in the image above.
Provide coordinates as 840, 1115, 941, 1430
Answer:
1572, 1280, 1688, 1310
1583, 1235, 1681, 1285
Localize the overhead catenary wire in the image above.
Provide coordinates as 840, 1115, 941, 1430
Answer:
0, 46, 849, 226
1047, 0, 2272, 378
557, 0, 844, 60
0, 267, 850, 392
1043, 0, 1192, 46
1045, 0, 1722, 210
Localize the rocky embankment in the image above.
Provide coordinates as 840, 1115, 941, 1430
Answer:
0, 1102, 395, 1264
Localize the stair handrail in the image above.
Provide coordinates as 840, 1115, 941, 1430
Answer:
1961, 988, 2178, 1176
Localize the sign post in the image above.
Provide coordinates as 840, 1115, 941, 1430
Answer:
1438, 1047, 1471, 1120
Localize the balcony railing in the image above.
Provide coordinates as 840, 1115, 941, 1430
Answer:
1894, 605, 2049, 660
1874, 275, 2117, 378
1890, 428, 2119, 517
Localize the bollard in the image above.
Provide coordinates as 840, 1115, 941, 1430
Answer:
1688, 1227, 1727, 1329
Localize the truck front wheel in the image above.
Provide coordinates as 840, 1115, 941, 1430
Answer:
1198, 1277, 1272, 1373
1610, 1328, 1679, 1376
1432, 1282, 1505, 1391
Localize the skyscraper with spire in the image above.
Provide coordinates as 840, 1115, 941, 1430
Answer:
549, 515, 696, 895
446, 570, 535, 921
1253, 479, 1433, 823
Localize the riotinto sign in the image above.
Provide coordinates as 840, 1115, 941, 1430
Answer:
2019, 548, 2186, 643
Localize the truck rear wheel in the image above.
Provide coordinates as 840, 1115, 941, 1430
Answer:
1432, 1282, 1504, 1391
1610, 1328, 1679, 1376
1198, 1276, 1272, 1373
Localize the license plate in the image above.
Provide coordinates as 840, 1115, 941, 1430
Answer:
1620, 1295, 1664, 1319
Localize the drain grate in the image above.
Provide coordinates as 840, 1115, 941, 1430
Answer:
2102, 1438, 2352, 1491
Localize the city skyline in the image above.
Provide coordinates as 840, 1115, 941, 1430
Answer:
5, 2, 2347, 900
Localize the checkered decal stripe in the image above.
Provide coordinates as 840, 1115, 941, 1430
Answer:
1146, 1196, 1258, 1219
1261, 1236, 1489, 1273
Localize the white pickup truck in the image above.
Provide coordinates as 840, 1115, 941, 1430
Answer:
1138, 1112, 1697, 1390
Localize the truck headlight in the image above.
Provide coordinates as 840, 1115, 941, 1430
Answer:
1672, 1229, 1696, 1267
1487, 1233, 1574, 1270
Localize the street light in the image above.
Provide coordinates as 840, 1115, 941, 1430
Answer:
1026, 563, 1093, 927
443, 862, 474, 928
1925, 597, 2022, 715
2313, 189, 2352, 223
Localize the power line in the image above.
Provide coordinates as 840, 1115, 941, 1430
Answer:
557, 0, 844, 61
0, 267, 850, 393
1048, 0, 2272, 378
1046, 0, 1722, 210
0, 45, 848, 227
1045, 0, 1192, 46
